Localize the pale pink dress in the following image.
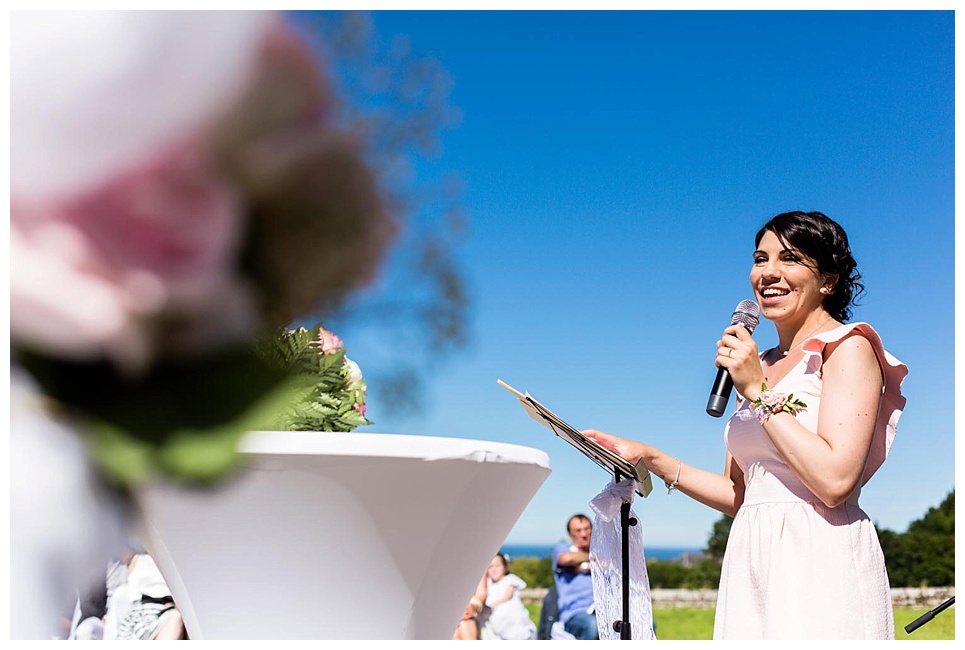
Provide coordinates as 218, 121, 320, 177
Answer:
714, 323, 908, 640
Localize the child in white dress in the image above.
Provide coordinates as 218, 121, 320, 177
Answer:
481, 553, 537, 640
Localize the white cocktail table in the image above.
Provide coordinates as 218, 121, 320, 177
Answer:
135, 431, 551, 639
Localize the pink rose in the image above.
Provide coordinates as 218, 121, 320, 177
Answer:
11, 142, 258, 372
317, 329, 344, 355
353, 403, 367, 417
11, 12, 272, 372
760, 391, 788, 410
10, 11, 396, 373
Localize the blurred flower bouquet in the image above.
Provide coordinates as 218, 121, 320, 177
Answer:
9, 11, 466, 639
256, 324, 372, 432
10, 12, 396, 490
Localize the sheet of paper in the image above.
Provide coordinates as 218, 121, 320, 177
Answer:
498, 379, 653, 497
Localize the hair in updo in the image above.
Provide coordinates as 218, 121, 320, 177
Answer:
755, 211, 864, 322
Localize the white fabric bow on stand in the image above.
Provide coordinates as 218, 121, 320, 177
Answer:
589, 477, 656, 640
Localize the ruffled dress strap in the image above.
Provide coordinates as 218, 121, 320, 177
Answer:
801, 322, 908, 485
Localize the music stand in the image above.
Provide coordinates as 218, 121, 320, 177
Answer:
498, 380, 653, 639
904, 596, 955, 635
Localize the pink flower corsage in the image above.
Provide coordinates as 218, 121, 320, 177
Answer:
751, 383, 807, 424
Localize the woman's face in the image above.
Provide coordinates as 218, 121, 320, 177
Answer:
750, 231, 829, 325
487, 556, 507, 581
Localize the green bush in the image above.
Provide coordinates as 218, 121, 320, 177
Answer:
645, 560, 690, 588
680, 558, 723, 589
878, 491, 954, 587
509, 555, 555, 589
646, 558, 721, 589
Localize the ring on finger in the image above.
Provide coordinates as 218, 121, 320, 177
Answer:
726, 349, 732, 358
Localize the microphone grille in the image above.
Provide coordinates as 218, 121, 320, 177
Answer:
731, 299, 761, 333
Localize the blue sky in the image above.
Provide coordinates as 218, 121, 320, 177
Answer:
306, 10, 955, 548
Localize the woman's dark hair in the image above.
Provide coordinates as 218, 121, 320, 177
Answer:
755, 211, 864, 322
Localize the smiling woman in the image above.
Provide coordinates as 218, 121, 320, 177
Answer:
582, 210, 908, 640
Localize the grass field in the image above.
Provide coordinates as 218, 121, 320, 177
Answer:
524, 604, 954, 640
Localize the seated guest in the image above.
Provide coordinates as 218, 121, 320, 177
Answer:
115, 553, 186, 640
552, 514, 598, 639
452, 574, 488, 640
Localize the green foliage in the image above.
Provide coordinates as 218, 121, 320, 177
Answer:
642, 513, 732, 589
878, 490, 955, 587
680, 558, 723, 589
509, 555, 555, 589
509, 552, 726, 592
706, 514, 733, 561
254, 323, 372, 432
645, 559, 691, 588
18, 345, 294, 486
909, 490, 954, 535
646, 557, 722, 589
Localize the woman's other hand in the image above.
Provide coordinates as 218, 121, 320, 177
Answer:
582, 429, 647, 467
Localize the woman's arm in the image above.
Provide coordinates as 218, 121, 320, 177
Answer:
582, 431, 746, 518
720, 324, 883, 508
747, 332, 882, 508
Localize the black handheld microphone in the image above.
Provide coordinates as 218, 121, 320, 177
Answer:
706, 299, 761, 418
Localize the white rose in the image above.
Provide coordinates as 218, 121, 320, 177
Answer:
344, 357, 364, 386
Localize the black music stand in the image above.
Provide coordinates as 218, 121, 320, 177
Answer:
904, 596, 955, 635
498, 380, 653, 640
610, 467, 638, 640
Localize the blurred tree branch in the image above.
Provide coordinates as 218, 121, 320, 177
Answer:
292, 11, 471, 416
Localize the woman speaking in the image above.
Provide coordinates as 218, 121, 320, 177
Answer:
584, 211, 907, 639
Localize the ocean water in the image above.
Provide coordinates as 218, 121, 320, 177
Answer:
501, 543, 702, 562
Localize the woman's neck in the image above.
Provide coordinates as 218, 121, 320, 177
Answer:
775, 312, 836, 356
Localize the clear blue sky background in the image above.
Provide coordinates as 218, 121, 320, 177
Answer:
303, 10, 955, 548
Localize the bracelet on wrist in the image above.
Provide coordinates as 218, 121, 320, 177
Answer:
665, 457, 681, 494
751, 383, 808, 424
